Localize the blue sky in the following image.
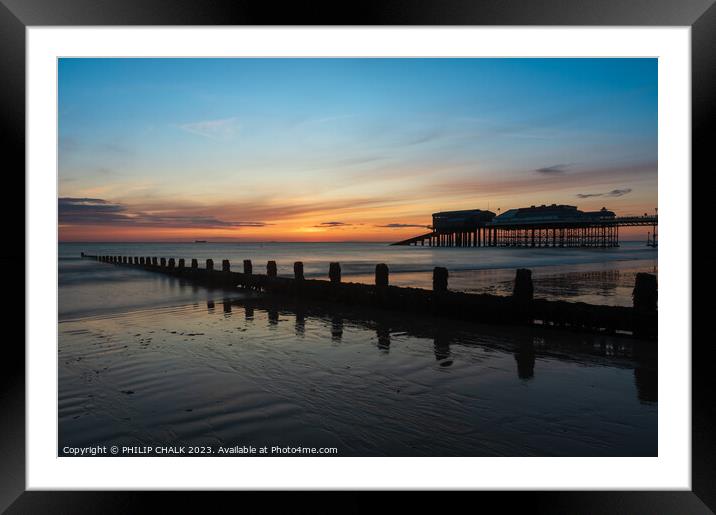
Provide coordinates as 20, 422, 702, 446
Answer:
58, 58, 657, 241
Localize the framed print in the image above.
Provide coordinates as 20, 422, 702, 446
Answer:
3, 0, 713, 512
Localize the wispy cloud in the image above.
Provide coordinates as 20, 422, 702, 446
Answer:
177, 117, 239, 140
58, 197, 269, 228
374, 223, 430, 229
534, 163, 572, 174
314, 221, 352, 228
577, 188, 633, 198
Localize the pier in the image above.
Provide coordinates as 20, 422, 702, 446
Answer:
82, 253, 657, 340
392, 204, 658, 248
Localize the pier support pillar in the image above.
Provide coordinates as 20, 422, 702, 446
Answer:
222, 259, 231, 273
294, 261, 304, 280
244, 259, 253, 275
267, 260, 277, 278
433, 267, 448, 293
375, 263, 389, 288
206, 259, 213, 271
329, 262, 341, 283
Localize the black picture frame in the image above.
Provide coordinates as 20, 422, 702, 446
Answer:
2, 0, 711, 512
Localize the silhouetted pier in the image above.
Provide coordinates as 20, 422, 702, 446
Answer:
392, 205, 658, 248
81, 253, 657, 340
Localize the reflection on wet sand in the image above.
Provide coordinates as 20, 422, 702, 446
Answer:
295, 307, 306, 337
433, 331, 452, 366
223, 296, 655, 398
59, 294, 657, 457
376, 322, 390, 353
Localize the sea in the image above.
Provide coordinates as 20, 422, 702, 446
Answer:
58, 241, 657, 457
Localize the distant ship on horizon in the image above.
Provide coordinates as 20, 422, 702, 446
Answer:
194, 240, 207, 243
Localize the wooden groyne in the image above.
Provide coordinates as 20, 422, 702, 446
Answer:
80, 253, 658, 340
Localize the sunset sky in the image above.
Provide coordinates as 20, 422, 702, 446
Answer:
58, 58, 657, 242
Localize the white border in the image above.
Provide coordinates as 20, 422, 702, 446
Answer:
27, 27, 691, 490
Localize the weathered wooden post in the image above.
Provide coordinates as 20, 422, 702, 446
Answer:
139, 257, 145, 265
512, 268, 534, 324
134, 257, 139, 264
267, 260, 277, 278
375, 263, 389, 288
191, 259, 198, 269
294, 261, 304, 280
243, 259, 252, 275
633, 273, 657, 312
222, 259, 231, 272
206, 259, 214, 271
168, 258, 175, 269
433, 267, 448, 293
329, 262, 341, 283
122, 256, 127, 264
152, 257, 158, 266
146, 257, 151, 266
178, 258, 185, 269
513, 268, 534, 303
160, 257, 167, 268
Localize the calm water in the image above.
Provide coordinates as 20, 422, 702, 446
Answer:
58, 242, 657, 456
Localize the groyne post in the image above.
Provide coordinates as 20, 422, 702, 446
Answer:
433, 267, 448, 293
191, 259, 198, 269
375, 263, 389, 288
91, 250, 656, 340
294, 261, 304, 280
512, 268, 534, 323
244, 259, 253, 275
633, 273, 657, 312
222, 259, 231, 273
160, 257, 166, 268
329, 262, 341, 283
513, 268, 534, 303
134, 257, 139, 265
178, 258, 185, 269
